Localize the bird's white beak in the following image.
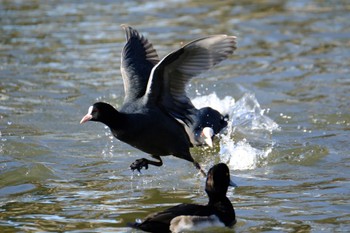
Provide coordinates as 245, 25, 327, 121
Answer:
80, 106, 93, 124
80, 114, 92, 124
202, 127, 214, 148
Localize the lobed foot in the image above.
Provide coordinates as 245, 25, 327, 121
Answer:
130, 158, 149, 172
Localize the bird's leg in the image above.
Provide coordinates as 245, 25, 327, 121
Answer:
193, 161, 207, 177
130, 155, 163, 172
174, 152, 207, 177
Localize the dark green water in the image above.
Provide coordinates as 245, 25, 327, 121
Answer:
1, 0, 349, 232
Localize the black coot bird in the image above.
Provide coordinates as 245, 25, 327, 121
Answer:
128, 163, 237, 233
80, 25, 236, 175
186, 107, 228, 148
122, 25, 228, 147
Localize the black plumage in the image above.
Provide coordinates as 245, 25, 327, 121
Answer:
186, 107, 228, 147
80, 25, 236, 174
129, 163, 236, 233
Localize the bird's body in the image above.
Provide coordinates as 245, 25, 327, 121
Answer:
129, 163, 236, 233
112, 103, 191, 157
80, 25, 236, 174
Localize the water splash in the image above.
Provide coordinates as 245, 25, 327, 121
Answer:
228, 93, 279, 133
191, 92, 235, 116
101, 126, 115, 158
220, 139, 273, 170
192, 92, 279, 170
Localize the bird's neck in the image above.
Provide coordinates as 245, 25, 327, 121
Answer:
207, 193, 231, 207
207, 195, 235, 226
101, 110, 126, 130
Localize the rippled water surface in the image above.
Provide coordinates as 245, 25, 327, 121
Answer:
1, 0, 349, 232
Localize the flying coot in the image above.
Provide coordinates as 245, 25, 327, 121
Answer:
120, 25, 229, 148
80, 25, 236, 175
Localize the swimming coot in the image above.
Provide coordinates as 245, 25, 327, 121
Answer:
128, 163, 237, 233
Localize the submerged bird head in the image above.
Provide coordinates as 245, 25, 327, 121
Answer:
205, 163, 237, 197
80, 102, 118, 125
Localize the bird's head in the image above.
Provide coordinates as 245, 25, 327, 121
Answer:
80, 102, 117, 124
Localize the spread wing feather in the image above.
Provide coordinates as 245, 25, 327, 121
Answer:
144, 35, 237, 125
120, 25, 159, 103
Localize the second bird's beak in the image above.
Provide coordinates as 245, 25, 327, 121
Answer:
229, 179, 238, 188
202, 127, 214, 148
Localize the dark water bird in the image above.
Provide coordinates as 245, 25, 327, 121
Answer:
128, 163, 236, 233
80, 25, 236, 175
121, 25, 229, 148
186, 107, 228, 148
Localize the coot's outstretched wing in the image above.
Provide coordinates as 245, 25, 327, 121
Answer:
144, 35, 236, 125
120, 25, 159, 103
